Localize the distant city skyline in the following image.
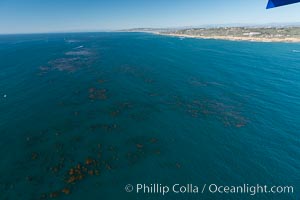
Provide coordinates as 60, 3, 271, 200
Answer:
1, 0, 300, 34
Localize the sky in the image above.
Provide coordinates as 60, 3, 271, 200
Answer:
0, 0, 300, 34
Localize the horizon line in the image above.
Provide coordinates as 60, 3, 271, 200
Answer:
1, 22, 300, 35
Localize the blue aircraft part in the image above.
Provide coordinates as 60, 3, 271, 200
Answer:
267, 0, 300, 8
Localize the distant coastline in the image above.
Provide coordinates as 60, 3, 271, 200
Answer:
124, 27, 300, 43
154, 32, 300, 43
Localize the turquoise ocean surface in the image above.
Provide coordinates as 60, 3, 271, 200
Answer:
0, 32, 299, 200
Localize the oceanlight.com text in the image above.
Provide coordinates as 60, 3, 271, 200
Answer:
125, 183, 294, 197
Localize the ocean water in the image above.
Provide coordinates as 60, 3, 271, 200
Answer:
0, 32, 299, 200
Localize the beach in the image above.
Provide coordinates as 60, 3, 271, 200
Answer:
153, 32, 300, 43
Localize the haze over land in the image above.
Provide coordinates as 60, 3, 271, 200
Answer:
123, 26, 300, 43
